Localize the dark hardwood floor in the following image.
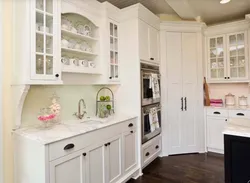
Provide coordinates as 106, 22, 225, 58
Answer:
128, 153, 224, 183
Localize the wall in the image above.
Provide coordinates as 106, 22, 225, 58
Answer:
208, 83, 250, 105
0, 1, 3, 183
22, 85, 103, 126
3, 1, 14, 183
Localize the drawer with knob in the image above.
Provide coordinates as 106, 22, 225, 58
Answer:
142, 136, 161, 165
206, 108, 228, 117
228, 110, 250, 119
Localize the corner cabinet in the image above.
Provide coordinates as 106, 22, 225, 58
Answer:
206, 29, 249, 83
109, 21, 120, 82
13, 0, 62, 85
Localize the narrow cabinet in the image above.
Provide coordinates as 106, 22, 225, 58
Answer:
139, 20, 150, 62
123, 130, 137, 174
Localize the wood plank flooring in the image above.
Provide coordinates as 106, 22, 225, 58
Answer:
128, 153, 224, 183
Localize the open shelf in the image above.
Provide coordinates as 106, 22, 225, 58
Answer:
62, 65, 102, 74
61, 47, 98, 57
61, 29, 98, 42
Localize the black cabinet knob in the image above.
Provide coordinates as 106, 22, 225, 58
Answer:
105, 143, 108, 147
64, 143, 75, 150
224, 77, 227, 79
109, 77, 112, 79
55, 74, 59, 77
155, 145, 159, 149
130, 131, 134, 133
108, 142, 111, 146
225, 119, 227, 122
128, 123, 133, 127
145, 152, 150, 156
227, 77, 230, 79
150, 58, 154, 60
83, 153, 87, 156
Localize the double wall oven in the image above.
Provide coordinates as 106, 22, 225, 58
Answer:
141, 63, 161, 144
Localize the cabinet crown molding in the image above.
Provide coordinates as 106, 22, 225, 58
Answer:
204, 19, 250, 36
160, 21, 206, 32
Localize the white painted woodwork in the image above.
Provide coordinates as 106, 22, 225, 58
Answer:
106, 135, 122, 183
206, 117, 227, 153
123, 130, 137, 174
161, 22, 204, 155
14, 118, 139, 183
0, 1, 3, 182
86, 142, 106, 183
141, 134, 161, 168
138, 20, 160, 64
50, 150, 85, 183
205, 20, 250, 83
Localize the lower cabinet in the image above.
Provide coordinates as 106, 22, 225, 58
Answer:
16, 118, 138, 183
206, 116, 227, 153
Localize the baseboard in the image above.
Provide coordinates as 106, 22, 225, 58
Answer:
118, 166, 140, 183
207, 147, 224, 154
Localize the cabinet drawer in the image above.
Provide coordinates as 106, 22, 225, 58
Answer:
228, 110, 250, 118
142, 136, 161, 164
120, 118, 137, 131
207, 108, 228, 117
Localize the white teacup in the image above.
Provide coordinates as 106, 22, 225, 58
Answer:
61, 39, 69, 48
79, 60, 88, 67
69, 58, 78, 66
88, 61, 95, 68
74, 43, 81, 50
61, 24, 69, 30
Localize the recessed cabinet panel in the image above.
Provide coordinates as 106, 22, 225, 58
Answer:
149, 26, 159, 63
124, 131, 136, 173
139, 20, 150, 62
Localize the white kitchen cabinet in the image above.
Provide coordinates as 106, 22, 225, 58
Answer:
13, 0, 62, 84
123, 130, 137, 174
14, 118, 139, 183
86, 142, 106, 183
50, 149, 86, 183
205, 20, 249, 83
109, 20, 120, 82
139, 20, 159, 64
106, 135, 122, 183
206, 116, 227, 153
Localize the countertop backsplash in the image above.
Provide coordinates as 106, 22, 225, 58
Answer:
208, 83, 249, 106
21, 85, 105, 127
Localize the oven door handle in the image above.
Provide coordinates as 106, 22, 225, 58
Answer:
181, 97, 183, 111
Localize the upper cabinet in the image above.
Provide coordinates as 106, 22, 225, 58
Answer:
205, 20, 250, 83
13, 0, 62, 84
139, 20, 160, 64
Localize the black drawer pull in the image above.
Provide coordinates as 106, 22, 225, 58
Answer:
236, 113, 245, 116
145, 152, 150, 157
105, 143, 108, 147
213, 112, 221, 115
128, 123, 133, 127
83, 153, 87, 156
155, 145, 159, 149
64, 143, 75, 150
108, 142, 111, 146
131, 131, 134, 133
150, 58, 154, 60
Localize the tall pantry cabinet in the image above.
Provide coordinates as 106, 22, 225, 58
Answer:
160, 22, 205, 156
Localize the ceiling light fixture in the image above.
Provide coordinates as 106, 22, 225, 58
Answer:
220, 0, 231, 4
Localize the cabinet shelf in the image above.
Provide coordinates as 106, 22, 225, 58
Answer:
36, 31, 53, 37
61, 29, 98, 42
61, 47, 98, 57
35, 9, 53, 17
62, 65, 101, 74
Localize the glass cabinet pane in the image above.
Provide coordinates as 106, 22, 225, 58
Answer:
110, 51, 114, 64
110, 65, 114, 78
36, 55, 44, 74
36, 0, 44, 10
46, 56, 53, 75
36, 33, 44, 53
110, 37, 113, 50
230, 46, 237, 57
217, 37, 223, 48
230, 68, 238, 78
46, 0, 53, 14
114, 38, 118, 51
114, 24, 118, 37
239, 67, 246, 77
110, 23, 113, 36
46, 35, 53, 54
238, 56, 245, 67
115, 66, 118, 78
210, 48, 216, 58
115, 52, 118, 64
237, 33, 244, 45
36, 12, 44, 32
237, 45, 245, 56
211, 69, 217, 78
229, 35, 236, 45
210, 38, 216, 48
46, 16, 53, 34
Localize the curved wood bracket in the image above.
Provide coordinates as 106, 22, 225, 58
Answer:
12, 85, 30, 130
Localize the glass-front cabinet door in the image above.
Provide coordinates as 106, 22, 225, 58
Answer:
109, 21, 119, 81
227, 32, 248, 80
32, 0, 59, 80
208, 35, 226, 81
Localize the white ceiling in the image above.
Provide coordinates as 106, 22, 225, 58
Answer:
97, 0, 250, 25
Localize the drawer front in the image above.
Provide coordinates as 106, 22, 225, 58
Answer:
207, 108, 228, 117
142, 136, 161, 164
228, 110, 250, 118
120, 118, 137, 131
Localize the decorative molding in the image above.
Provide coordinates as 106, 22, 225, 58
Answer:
204, 19, 250, 36
246, 14, 250, 22
12, 85, 30, 130
160, 21, 206, 32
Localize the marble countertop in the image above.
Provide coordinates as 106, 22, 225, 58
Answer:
223, 124, 250, 138
205, 106, 250, 110
13, 114, 138, 145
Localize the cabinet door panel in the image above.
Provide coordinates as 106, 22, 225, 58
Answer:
207, 117, 226, 150
107, 135, 122, 183
50, 150, 85, 183
139, 20, 150, 61
124, 130, 137, 174
149, 26, 159, 63
86, 143, 106, 183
